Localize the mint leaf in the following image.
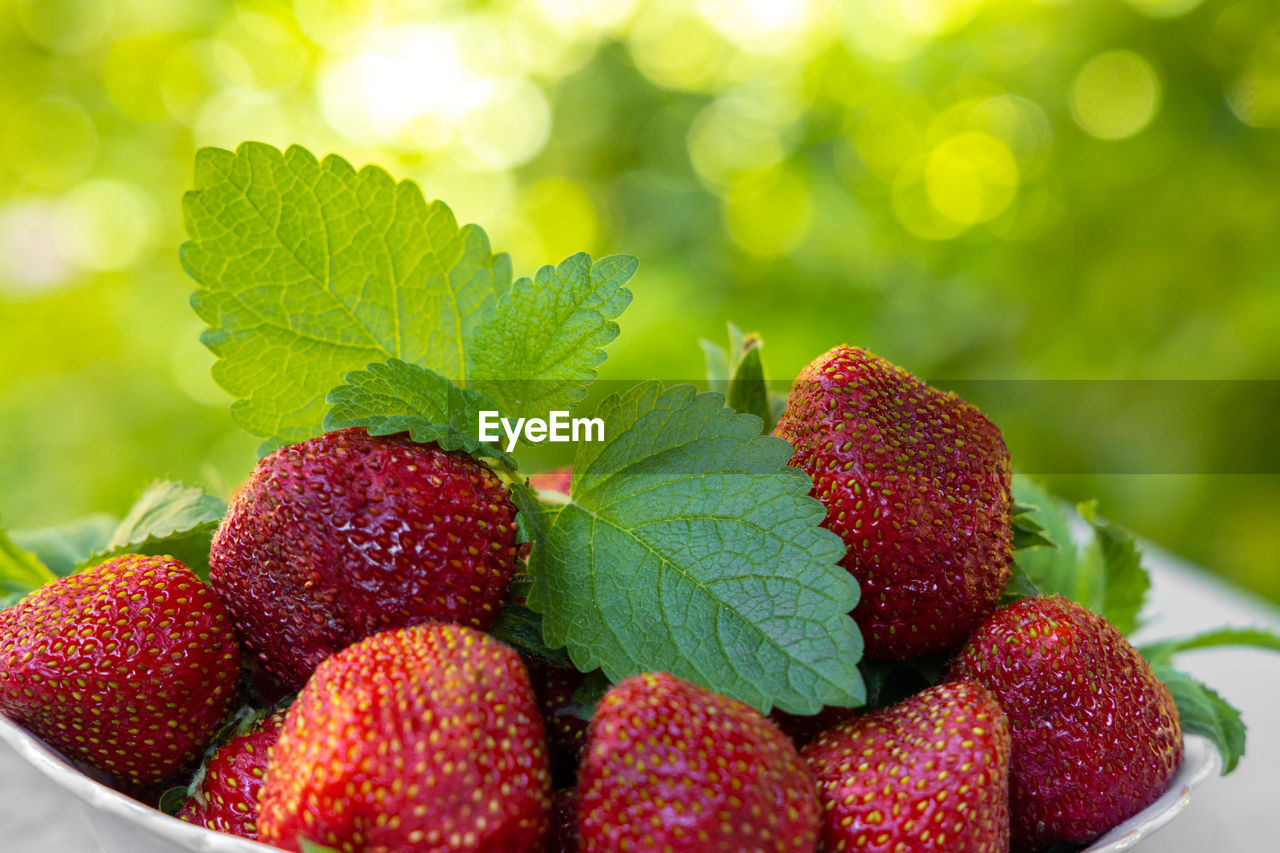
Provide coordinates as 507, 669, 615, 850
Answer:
1079, 501, 1149, 635
11, 514, 116, 577
82, 481, 228, 580
1151, 664, 1245, 773
522, 382, 862, 715
1139, 627, 1280, 666
324, 359, 513, 467
182, 142, 511, 447
0, 525, 56, 607
469, 253, 635, 420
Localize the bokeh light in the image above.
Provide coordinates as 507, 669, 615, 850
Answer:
1070, 50, 1162, 140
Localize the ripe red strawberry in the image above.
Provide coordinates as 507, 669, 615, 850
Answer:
576, 672, 820, 853
773, 345, 1013, 659
177, 708, 287, 840
802, 681, 1011, 853
945, 595, 1183, 850
0, 554, 240, 792
257, 623, 551, 852
210, 427, 518, 689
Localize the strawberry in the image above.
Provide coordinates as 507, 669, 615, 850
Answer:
945, 595, 1183, 850
177, 708, 287, 840
802, 681, 1011, 853
210, 427, 519, 689
0, 554, 240, 792
257, 623, 551, 852
773, 345, 1013, 659
576, 672, 820, 853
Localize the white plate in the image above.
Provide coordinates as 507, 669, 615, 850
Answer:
0, 714, 1217, 852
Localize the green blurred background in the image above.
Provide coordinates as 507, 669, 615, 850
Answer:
1, 0, 1277, 600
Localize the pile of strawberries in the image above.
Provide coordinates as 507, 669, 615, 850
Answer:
0, 345, 1186, 853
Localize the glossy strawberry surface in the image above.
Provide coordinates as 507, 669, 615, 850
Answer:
178, 709, 287, 840
803, 681, 1011, 853
774, 345, 1012, 659
257, 623, 551, 853
946, 595, 1183, 850
576, 672, 820, 853
0, 554, 240, 791
210, 428, 518, 689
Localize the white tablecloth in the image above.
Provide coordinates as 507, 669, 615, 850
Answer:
3, 551, 1278, 852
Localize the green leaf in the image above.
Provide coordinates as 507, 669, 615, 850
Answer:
11, 514, 117, 577
700, 338, 731, 393
1011, 476, 1083, 599
726, 336, 773, 433
1151, 664, 1245, 773
1139, 627, 1280, 667
181, 142, 511, 446
563, 669, 612, 722
323, 358, 514, 467
489, 604, 569, 666
82, 481, 228, 580
469, 253, 635, 420
998, 562, 1042, 606
299, 840, 342, 853
523, 382, 863, 715
1010, 500, 1055, 551
1079, 501, 1149, 635
157, 785, 188, 816
700, 323, 774, 431
0, 524, 56, 606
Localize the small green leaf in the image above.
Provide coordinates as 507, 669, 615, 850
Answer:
1151, 664, 1245, 773
727, 336, 773, 433
489, 604, 569, 666
182, 142, 511, 447
1139, 627, 1280, 667
82, 481, 228, 580
323, 358, 514, 467
157, 785, 189, 816
1079, 501, 1149, 634
469, 253, 635, 420
700, 338, 730, 393
524, 382, 863, 715
700, 323, 774, 431
562, 670, 612, 722
11, 515, 117, 577
998, 562, 1042, 606
300, 840, 343, 853
1011, 476, 1083, 599
1010, 500, 1055, 552
0, 524, 56, 606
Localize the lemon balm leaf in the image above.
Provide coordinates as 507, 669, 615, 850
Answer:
468, 253, 635, 420
519, 382, 863, 715
324, 359, 515, 468
181, 142, 511, 447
